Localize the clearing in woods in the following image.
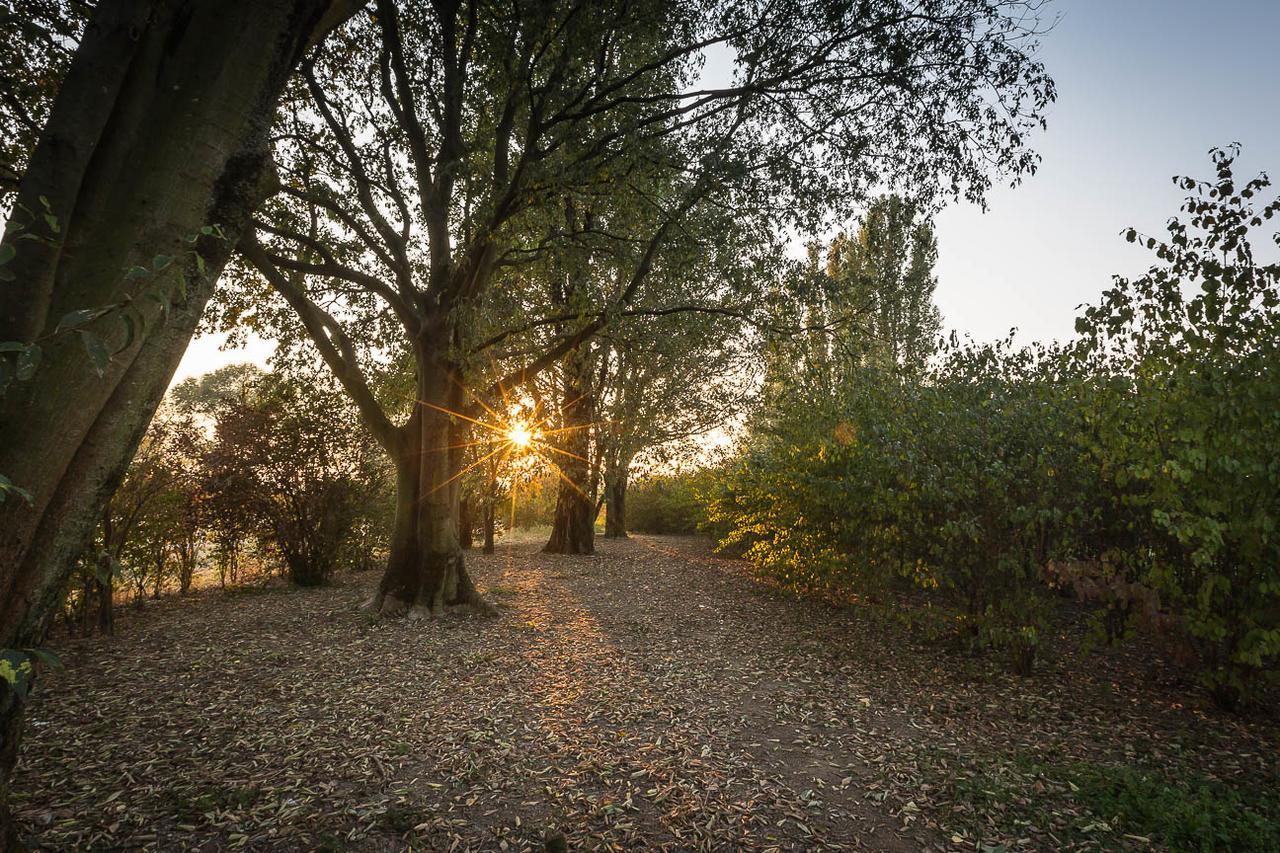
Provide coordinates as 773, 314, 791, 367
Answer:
15, 535, 1278, 850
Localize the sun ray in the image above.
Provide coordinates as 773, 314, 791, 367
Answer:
535, 418, 616, 437
418, 400, 511, 435
537, 452, 591, 499
427, 443, 510, 495
434, 438, 500, 452
530, 440, 589, 464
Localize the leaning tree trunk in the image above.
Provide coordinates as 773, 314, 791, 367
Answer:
603, 463, 630, 539
0, 0, 360, 842
544, 358, 596, 555
367, 336, 488, 618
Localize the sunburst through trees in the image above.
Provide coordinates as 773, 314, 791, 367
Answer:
423, 385, 606, 540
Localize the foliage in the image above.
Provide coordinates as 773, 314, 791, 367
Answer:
201, 371, 388, 587
0, 647, 60, 709
197, 0, 1054, 605
707, 148, 1280, 701
1071, 146, 1280, 706
1064, 763, 1280, 852
626, 471, 719, 535
510, 473, 560, 530
821, 194, 944, 375
0, 1, 87, 208
709, 339, 1089, 671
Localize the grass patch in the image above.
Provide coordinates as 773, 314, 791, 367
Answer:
1066, 763, 1280, 851
944, 754, 1280, 852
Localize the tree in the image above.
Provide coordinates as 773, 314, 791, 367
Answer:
192, 368, 379, 588
98, 410, 202, 620
0, 1, 361, 835
225, 0, 1053, 616
825, 194, 943, 374
593, 309, 753, 539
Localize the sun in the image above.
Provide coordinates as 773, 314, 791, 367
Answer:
507, 422, 533, 449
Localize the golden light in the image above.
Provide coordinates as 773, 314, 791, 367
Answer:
507, 422, 533, 449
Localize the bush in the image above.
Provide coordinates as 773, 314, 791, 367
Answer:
627, 471, 715, 535
1073, 147, 1280, 706
708, 148, 1280, 702
706, 339, 1093, 669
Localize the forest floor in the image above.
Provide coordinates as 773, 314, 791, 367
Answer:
14, 534, 1280, 851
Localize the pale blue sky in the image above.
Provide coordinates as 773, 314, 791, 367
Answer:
933, 0, 1280, 343
174, 0, 1280, 381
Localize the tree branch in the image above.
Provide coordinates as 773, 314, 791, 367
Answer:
238, 231, 403, 454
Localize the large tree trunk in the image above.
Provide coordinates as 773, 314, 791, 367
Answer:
544, 359, 596, 555
0, 701, 21, 853
0, 0, 359, 842
604, 464, 630, 539
367, 339, 489, 618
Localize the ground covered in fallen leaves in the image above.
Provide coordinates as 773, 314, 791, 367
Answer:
15, 534, 1280, 851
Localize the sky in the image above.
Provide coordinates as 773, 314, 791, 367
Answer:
932, 0, 1280, 344
172, 0, 1280, 383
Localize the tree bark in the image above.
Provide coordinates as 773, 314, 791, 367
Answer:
0, 0, 361, 840
482, 502, 496, 554
366, 336, 489, 618
544, 358, 596, 555
0, 699, 22, 852
458, 498, 473, 550
604, 465, 629, 539
95, 551, 114, 636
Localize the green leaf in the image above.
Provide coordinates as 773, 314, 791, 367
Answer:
0, 342, 26, 353
124, 265, 150, 280
55, 307, 110, 334
0, 651, 33, 699
116, 311, 138, 354
78, 329, 110, 377
152, 254, 174, 272
0, 244, 14, 265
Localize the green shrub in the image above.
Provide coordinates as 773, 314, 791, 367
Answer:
709, 148, 1280, 702
706, 340, 1094, 669
627, 470, 716, 535
1073, 147, 1280, 706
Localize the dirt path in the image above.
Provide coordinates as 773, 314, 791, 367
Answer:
14, 535, 1279, 850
